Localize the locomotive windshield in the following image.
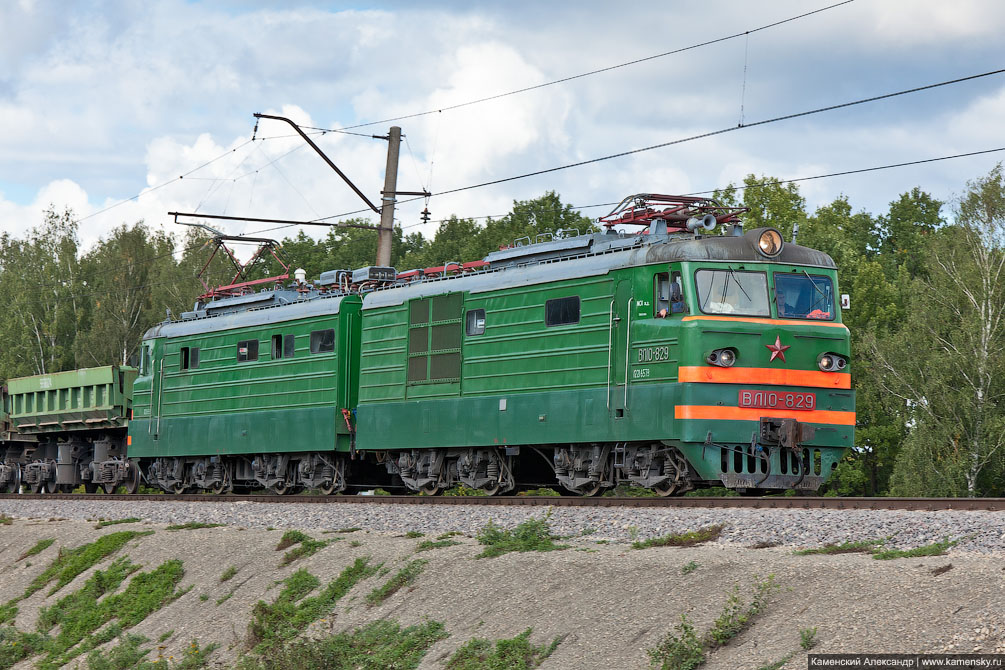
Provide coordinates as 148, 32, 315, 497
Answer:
695, 269, 770, 316
774, 273, 834, 320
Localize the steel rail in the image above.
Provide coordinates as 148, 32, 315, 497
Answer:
0, 494, 1001, 511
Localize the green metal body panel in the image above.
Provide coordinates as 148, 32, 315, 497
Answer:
357, 256, 854, 484
6, 366, 136, 435
129, 296, 361, 458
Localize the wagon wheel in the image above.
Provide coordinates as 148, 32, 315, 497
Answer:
271, 480, 291, 495
318, 479, 339, 495
3, 466, 21, 494
169, 481, 187, 495
208, 466, 232, 495
480, 482, 501, 496
124, 461, 141, 495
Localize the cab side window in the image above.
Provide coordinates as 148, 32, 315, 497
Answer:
654, 273, 670, 317
670, 271, 686, 313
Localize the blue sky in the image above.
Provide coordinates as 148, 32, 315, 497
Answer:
1, 0, 1003, 252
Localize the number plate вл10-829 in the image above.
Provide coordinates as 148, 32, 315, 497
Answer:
738, 390, 815, 410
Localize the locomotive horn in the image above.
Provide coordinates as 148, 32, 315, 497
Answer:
685, 214, 717, 232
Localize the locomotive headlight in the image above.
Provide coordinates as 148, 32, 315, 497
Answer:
707, 348, 737, 367
757, 228, 784, 257
818, 353, 847, 372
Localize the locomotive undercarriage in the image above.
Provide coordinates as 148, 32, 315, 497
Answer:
0, 435, 138, 493
385, 448, 516, 495
147, 452, 349, 495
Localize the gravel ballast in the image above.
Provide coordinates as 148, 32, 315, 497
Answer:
0, 498, 1003, 554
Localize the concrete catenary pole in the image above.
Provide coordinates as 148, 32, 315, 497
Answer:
376, 126, 401, 267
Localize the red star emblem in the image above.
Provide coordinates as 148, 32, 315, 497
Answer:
765, 335, 791, 363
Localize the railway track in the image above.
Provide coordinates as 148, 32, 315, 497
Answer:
0, 493, 1002, 511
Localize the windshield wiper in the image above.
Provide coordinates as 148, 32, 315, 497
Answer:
801, 270, 830, 311
727, 266, 751, 301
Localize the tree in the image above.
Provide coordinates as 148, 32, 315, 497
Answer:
881, 166, 1005, 496
0, 208, 85, 377
877, 187, 944, 278
715, 175, 806, 241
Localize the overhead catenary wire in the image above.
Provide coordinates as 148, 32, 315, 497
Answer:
321, 0, 856, 132
15, 145, 1005, 299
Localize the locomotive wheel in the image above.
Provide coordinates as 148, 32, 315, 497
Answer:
32, 481, 48, 494
417, 480, 441, 496
318, 479, 338, 495
208, 479, 230, 495
651, 482, 678, 497
170, 482, 187, 495
480, 482, 501, 496
124, 461, 141, 495
271, 480, 291, 495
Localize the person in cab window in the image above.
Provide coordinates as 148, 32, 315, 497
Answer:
706, 284, 740, 314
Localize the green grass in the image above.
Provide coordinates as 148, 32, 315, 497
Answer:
446, 628, 563, 669
95, 518, 142, 529
349, 540, 362, 548
649, 577, 777, 670
32, 556, 188, 669
602, 484, 658, 497
158, 631, 174, 643
872, 538, 958, 560
276, 531, 311, 551
683, 487, 739, 497
800, 627, 818, 650
165, 522, 224, 531
365, 560, 427, 606
437, 531, 463, 539
24, 530, 153, 599
238, 619, 447, 670
276, 532, 332, 566
793, 539, 885, 555
17, 538, 55, 562
632, 525, 725, 550
404, 531, 424, 538
681, 561, 699, 575
220, 566, 238, 582
334, 527, 362, 533
0, 626, 48, 669
83, 633, 217, 669
0, 515, 12, 526
442, 483, 487, 496
415, 539, 461, 552
516, 488, 560, 497
475, 514, 568, 558
248, 558, 379, 655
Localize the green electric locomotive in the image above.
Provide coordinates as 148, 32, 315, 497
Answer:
0, 194, 854, 496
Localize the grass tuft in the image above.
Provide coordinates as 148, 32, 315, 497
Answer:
681, 561, 699, 575
220, 566, 238, 582
516, 488, 560, 497
366, 560, 427, 606
165, 522, 224, 531
632, 525, 724, 550
25, 531, 153, 599
276, 531, 310, 551
0, 515, 13, 526
793, 539, 884, 555
415, 539, 461, 552
248, 558, 379, 655
446, 628, 563, 670
475, 513, 567, 558
17, 538, 55, 562
404, 531, 424, 539
95, 518, 142, 529
872, 538, 957, 560
238, 619, 446, 670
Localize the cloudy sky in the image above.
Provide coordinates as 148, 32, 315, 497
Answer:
1, 0, 1004, 255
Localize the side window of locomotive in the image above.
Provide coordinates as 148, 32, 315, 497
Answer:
671, 271, 686, 313
180, 346, 199, 370
141, 345, 150, 375
271, 334, 294, 359
466, 309, 486, 336
236, 339, 259, 362
284, 334, 295, 358
654, 273, 670, 316
773, 273, 835, 320
545, 296, 580, 327
310, 329, 335, 354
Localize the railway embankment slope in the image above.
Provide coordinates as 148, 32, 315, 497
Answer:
0, 514, 1001, 669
